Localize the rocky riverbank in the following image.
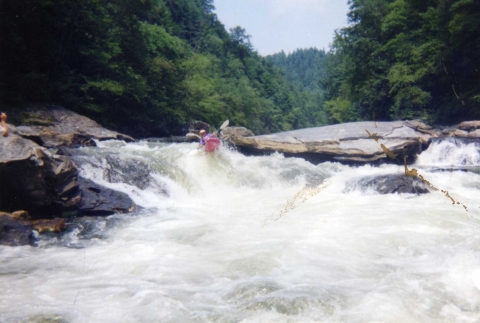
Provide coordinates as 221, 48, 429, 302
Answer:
1, 105, 479, 246
0, 106, 137, 246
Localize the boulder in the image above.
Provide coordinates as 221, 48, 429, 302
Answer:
468, 129, 480, 138
345, 174, 430, 195
458, 121, 480, 131
77, 177, 136, 216
0, 134, 136, 219
15, 106, 134, 148
444, 121, 480, 138
231, 121, 434, 164
450, 129, 469, 137
0, 134, 81, 218
221, 126, 254, 144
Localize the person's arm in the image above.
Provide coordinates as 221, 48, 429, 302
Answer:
1, 112, 8, 137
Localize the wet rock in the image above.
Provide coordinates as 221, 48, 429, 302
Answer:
0, 135, 135, 219
71, 154, 160, 191
346, 174, 430, 195
231, 121, 431, 164
104, 156, 151, 190
0, 215, 36, 246
0, 134, 81, 218
15, 106, 134, 148
77, 177, 136, 216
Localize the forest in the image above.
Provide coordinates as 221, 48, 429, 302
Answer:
322, 0, 480, 124
0, 0, 320, 136
0, 0, 479, 137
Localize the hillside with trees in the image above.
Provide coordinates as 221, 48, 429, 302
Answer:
0, 0, 323, 136
267, 48, 329, 126
321, 0, 480, 124
1, 0, 478, 136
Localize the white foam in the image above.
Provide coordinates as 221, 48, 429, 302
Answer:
1, 141, 479, 322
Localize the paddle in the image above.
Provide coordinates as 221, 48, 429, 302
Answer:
217, 119, 229, 135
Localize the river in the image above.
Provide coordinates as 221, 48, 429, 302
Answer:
1, 138, 479, 322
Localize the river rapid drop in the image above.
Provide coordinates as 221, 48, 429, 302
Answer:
1, 139, 480, 323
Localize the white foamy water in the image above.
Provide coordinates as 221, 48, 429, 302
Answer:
1, 139, 480, 323
416, 139, 480, 167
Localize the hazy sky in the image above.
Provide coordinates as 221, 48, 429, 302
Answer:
213, 0, 350, 56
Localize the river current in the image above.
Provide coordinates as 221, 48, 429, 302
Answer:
1, 139, 480, 323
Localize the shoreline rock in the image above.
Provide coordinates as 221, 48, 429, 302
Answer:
226, 120, 480, 165
228, 121, 428, 164
13, 105, 134, 148
0, 133, 136, 220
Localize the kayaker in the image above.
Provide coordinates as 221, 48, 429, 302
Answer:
198, 129, 214, 147
0, 111, 9, 137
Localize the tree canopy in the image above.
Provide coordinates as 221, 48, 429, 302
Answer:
0, 0, 324, 136
321, 0, 480, 124
1, 0, 477, 136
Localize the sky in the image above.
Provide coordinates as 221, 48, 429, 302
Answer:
213, 0, 351, 56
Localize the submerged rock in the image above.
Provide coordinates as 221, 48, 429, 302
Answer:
0, 215, 36, 246
345, 174, 430, 195
103, 156, 152, 190
77, 177, 136, 216
0, 210, 66, 245
145, 136, 197, 143
230, 121, 433, 164
19, 314, 68, 323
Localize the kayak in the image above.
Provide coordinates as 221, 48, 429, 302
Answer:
204, 137, 220, 152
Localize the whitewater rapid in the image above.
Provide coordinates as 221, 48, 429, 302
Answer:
1, 139, 479, 323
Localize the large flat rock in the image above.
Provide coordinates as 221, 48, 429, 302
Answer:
231, 121, 435, 164
14, 106, 134, 147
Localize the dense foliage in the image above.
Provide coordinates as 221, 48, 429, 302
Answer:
267, 48, 329, 126
2, 0, 477, 135
0, 0, 322, 136
322, 0, 480, 124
